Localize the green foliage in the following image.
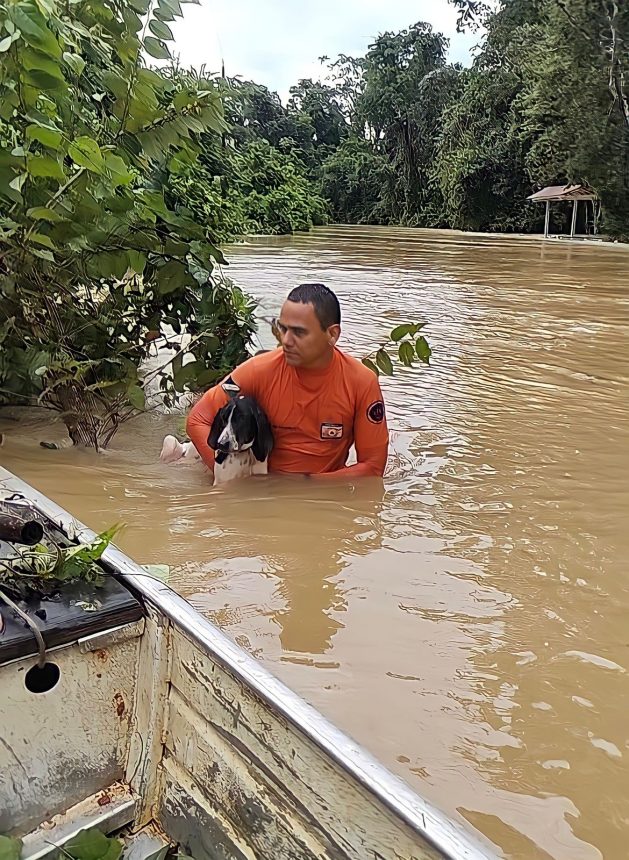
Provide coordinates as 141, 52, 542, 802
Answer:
287, 78, 347, 157
65, 829, 122, 860
0, 829, 127, 860
0, 831, 197, 860
173, 138, 328, 239
362, 322, 431, 377
320, 138, 393, 224
434, 68, 535, 232
315, 4, 629, 238
0, 524, 122, 598
0, 0, 255, 448
3, 0, 625, 454
511, 0, 629, 238
0, 836, 21, 860
165, 70, 330, 241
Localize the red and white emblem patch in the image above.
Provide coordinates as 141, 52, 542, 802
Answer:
321, 423, 343, 439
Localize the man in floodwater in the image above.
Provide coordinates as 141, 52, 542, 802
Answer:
185, 283, 389, 478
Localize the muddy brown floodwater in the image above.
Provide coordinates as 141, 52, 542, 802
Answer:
2, 226, 629, 859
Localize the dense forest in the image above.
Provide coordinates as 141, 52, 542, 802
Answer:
170, 0, 629, 241
0, 0, 627, 448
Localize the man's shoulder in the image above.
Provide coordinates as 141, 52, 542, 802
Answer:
336, 349, 379, 389
218, 348, 283, 394
233, 348, 283, 377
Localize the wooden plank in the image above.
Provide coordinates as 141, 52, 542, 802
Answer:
165, 630, 446, 860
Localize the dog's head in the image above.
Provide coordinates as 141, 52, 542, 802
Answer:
207, 395, 274, 464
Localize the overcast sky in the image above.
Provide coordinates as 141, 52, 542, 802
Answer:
169, 0, 479, 103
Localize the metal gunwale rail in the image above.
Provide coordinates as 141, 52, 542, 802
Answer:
0, 466, 496, 860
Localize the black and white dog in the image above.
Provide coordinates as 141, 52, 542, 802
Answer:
160, 395, 273, 485
208, 394, 274, 482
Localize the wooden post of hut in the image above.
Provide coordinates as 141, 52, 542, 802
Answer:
527, 184, 598, 240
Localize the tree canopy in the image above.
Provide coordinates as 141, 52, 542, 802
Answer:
315, 1, 629, 238
1, 0, 626, 447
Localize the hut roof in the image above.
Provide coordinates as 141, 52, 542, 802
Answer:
527, 184, 597, 202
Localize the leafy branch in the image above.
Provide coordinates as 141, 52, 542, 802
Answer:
362, 322, 432, 377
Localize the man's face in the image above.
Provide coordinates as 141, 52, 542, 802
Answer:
277, 300, 339, 369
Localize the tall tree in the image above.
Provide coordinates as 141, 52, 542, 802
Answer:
450, 0, 629, 236
287, 79, 347, 152
356, 22, 449, 223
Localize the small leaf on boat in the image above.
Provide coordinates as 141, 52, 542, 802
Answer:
74, 600, 101, 612
65, 827, 122, 860
0, 836, 23, 860
142, 564, 170, 583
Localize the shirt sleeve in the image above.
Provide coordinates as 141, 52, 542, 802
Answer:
185, 358, 260, 470
316, 370, 389, 480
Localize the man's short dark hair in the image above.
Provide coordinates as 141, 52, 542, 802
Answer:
287, 283, 341, 330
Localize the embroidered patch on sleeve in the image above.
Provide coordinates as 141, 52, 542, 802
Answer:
367, 400, 385, 424
321, 423, 344, 439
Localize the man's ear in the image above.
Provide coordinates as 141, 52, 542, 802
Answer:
327, 324, 341, 346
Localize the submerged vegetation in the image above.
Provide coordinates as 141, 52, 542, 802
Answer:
1, 0, 626, 447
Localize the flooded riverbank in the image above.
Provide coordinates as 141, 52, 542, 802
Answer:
2, 227, 628, 859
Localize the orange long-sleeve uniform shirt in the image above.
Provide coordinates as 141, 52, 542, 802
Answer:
186, 348, 389, 478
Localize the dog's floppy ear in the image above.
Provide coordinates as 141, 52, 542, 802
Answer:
207, 403, 228, 451
251, 401, 274, 462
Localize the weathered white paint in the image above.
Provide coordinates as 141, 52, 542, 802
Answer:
126, 607, 172, 828
160, 631, 447, 859
79, 620, 145, 655
0, 467, 495, 860
163, 687, 331, 858
0, 624, 141, 835
121, 826, 170, 860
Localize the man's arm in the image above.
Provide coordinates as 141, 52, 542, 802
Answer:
315, 372, 389, 480
186, 385, 230, 470
186, 360, 260, 470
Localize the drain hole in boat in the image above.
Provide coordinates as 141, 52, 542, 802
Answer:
25, 662, 60, 693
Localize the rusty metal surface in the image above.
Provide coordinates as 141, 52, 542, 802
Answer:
21, 783, 137, 860
0, 627, 141, 835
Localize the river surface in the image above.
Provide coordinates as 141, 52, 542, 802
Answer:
2, 227, 628, 859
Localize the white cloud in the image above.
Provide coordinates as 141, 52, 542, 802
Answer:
169, 0, 479, 102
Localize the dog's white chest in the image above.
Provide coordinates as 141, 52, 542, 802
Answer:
213, 450, 268, 485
